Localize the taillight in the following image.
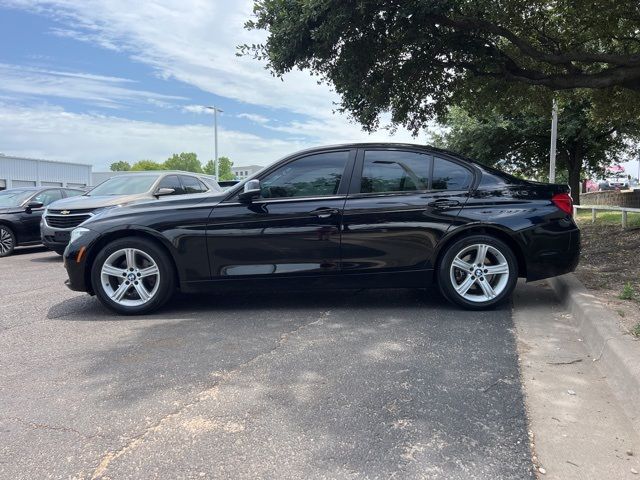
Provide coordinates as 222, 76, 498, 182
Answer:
552, 193, 573, 216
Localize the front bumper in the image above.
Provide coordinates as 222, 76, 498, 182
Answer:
41, 222, 72, 251
63, 228, 101, 293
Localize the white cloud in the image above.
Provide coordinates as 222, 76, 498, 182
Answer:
0, 104, 304, 169
0, 1, 428, 167
237, 113, 270, 124
182, 105, 216, 115
0, 63, 185, 108
3, 0, 338, 116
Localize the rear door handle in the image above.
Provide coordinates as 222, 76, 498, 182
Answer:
427, 199, 461, 209
311, 207, 339, 219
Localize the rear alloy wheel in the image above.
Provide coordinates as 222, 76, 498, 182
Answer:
438, 235, 518, 310
91, 237, 175, 315
0, 225, 16, 257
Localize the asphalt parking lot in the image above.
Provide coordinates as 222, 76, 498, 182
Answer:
1, 247, 533, 479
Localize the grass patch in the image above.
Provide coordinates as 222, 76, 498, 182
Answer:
620, 282, 636, 300
631, 323, 640, 338
575, 210, 640, 228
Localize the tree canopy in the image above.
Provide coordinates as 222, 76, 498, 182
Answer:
203, 156, 235, 181
243, 0, 640, 133
433, 94, 640, 203
130, 160, 165, 171
164, 152, 203, 173
110, 161, 131, 171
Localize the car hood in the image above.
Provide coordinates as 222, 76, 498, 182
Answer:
47, 194, 150, 210
81, 191, 228, 228
0, 207, 23, 215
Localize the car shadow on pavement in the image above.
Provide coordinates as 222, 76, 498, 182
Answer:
47, 287, 461, 321
30, 253, 63, 263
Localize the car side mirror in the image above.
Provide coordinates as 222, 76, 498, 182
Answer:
154, 187, 175, 197
25, 201, 44, 213
238, 179, 261, 203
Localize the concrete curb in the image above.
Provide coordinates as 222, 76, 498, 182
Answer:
548, 274, 640, 432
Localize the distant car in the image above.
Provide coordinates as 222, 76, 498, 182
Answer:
63, 143, 580, 315
0, 187, 85, 257
41, 171, 221, 254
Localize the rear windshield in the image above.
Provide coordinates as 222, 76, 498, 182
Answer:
88, 175, 158, 196
0, 189, 34, 207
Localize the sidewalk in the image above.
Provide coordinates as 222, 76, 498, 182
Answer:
513, 281, 640, 479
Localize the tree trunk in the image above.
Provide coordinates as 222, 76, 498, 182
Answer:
567, 151, 583, 205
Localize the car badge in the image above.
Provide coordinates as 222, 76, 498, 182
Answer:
61, 210, 71, 215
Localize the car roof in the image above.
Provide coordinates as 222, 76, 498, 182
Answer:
106, 171, 209, 176
286, 142, 483, 164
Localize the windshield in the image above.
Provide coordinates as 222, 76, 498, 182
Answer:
0, 189, 34, 207
87, 175, 158, 196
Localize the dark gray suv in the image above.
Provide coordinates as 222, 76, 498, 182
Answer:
42, 171, 220, 254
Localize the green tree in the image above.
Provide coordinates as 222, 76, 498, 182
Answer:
110, 161, 131, 171
434, 95, 640, 203
164, 152, 203, 173
203, 156, 235, 181
131, 160, 165, 171
242, 0, 640, 133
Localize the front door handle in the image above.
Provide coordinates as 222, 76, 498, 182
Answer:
428, 199, 461, 209
311, 207, 339, 219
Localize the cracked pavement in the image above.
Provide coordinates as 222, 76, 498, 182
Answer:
0, 247, 533, 479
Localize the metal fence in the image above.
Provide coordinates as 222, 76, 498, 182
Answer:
574, 204, 640, 228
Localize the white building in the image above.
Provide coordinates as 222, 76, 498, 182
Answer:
0, 154, 92, 191
232, 165, 263, 180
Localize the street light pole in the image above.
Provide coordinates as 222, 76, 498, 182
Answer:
549, 98, 558, 183
205, 106, 223, 180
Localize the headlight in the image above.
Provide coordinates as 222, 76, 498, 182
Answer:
70, 227, 91, 244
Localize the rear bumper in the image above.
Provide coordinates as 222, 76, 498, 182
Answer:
525, 227, 580, 282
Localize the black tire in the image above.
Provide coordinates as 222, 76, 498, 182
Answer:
91, 237, 176, 315
53, 248, 65, 256
437, 234, 518, 310
0, 225, 16, 257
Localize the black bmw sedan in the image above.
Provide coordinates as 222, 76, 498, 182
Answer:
63, 143, 579, 314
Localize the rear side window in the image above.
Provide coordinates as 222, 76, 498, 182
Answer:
157, 175, 185, 195
180, 175, 207, 194
65, 189, 85, 197
432, 158, 473, 191
361, 150, 430, 193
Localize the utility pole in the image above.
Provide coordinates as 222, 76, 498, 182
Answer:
549, 98, 558, 183
205, 106, 223, 180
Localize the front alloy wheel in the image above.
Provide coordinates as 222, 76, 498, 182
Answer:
91, 237, 175, 314
438, 235, 518, 310
0, 226, 16, 257
100, 248, 161, 307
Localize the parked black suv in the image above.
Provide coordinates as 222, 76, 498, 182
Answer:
0, 187, 85, 257
64, 143, 580, 314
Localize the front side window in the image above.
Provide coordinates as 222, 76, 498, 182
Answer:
260, 151, 349, 199
361, 150, 430, 193
156, 175, 185, 195
432, 158, 473, 190
33, 189, 63, 206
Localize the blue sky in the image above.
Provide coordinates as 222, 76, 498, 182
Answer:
0, 0, 418, 170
